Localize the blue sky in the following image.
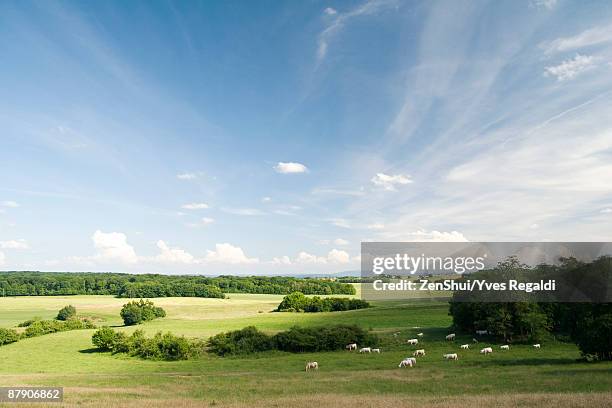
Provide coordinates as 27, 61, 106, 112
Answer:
1, 0, 612, 274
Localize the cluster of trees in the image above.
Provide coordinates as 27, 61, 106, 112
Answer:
92, 327, 205, 360
0, 272, 355, 298
276, 292, 370, 313
449, 257, 612, 361
120, 299, 166, 326
207, 325, 377, 356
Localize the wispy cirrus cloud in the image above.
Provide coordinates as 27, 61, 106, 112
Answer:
541, 25, 612, 55
316, 0, 398, 64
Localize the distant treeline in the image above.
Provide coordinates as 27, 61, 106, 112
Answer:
0, 272, 356, 298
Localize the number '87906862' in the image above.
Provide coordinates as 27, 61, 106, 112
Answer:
0, 387, 63, 402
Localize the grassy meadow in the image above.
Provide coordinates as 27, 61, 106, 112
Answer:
0, 288, 611, 407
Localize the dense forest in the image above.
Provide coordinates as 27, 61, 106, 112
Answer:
0, 272, 356, 298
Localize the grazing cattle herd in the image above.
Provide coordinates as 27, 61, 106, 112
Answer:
305, 330, 543, 371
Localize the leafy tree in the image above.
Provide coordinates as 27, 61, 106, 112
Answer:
120, 299, 166, 326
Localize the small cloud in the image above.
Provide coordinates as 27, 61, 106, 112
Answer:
294, 249, 352, 264
205, 243, 259, 264
324, 7, 337, 15
334, 238, 349, 246
181, 202, 209, 210
295, 251, 327, 264
274, 162, 309, 174
377, 229, 468, 242
221, 208, 264, 216
530, 223, 540, 229
367, 223, 385, 230
261, 196, 272, 203
371, 173, 412, 191
187, 217, 215, 228
271, 255, 292, 265
1, 201, 19, 208
330, 218, 351, 228
327, 249, 350, 264
0, 239, 29, 249
177, 172, 197, 180
530, 0, 558, 10
544, 54, 597, 81
601, 208, 612, 214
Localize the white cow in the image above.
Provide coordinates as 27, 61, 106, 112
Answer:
413, 349, 426, 357
372, 348, 381, 353
359, 347, 372, 353
398, 359, 414, 368
417, 332, 424, 337
475, 330, 488, 335
460, 344, 470, 349
533, 344, 541, 349
346, 343, 357, 351
480, 347, 493, 355
472, 338, 478, 343
500, 345, 510, 350
407, 339, 419, 345
305, 361, 318, 371
446, 333, 456, 341
443, 353, 458, 360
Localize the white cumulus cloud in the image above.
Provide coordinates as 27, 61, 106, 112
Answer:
274, 162, 309, 174
371, 173, 412, 191
154, 240, 195, 264
92, 230, 138, 264
205, 243, 259, 264
327, 249, 350, 263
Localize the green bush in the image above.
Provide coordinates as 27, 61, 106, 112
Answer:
207, 324, 377, 356
274, 325, 377, 353
0, 328, 20, 346
276, 292, 370, 313
120, 299, 166, 326
23, 319, 96, 338
91, 328, 203, 360
92, 327, 119, 351
207, 326, 275, 356
56, 305, 77, 321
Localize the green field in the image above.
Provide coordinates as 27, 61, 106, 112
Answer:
0, 291, 611, 407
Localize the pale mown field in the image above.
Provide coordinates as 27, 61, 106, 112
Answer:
0, 292, 611, 407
